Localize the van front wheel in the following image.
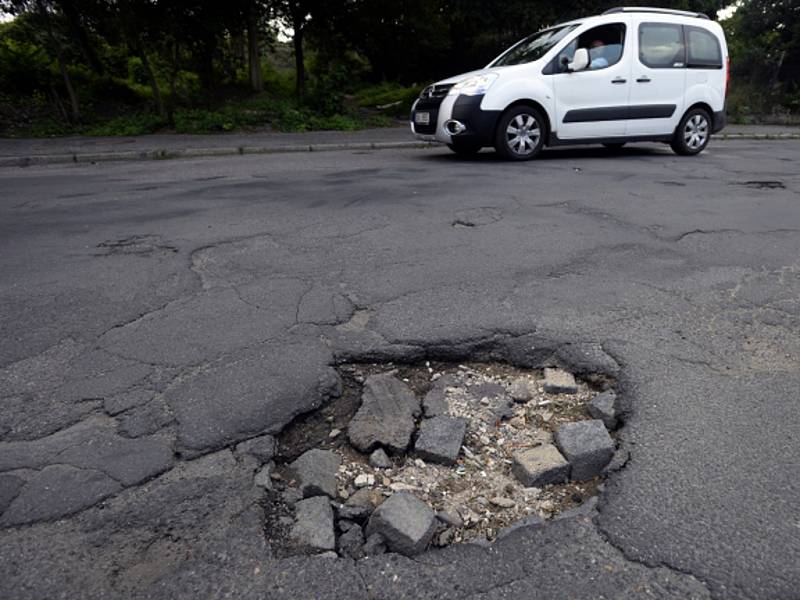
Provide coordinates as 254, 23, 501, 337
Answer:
671, 108, 711, 156
495, 106, 546, 161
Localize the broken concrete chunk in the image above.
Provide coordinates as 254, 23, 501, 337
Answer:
362, 533, 387, 556
414, 416, 467, 465
236, 435, 275, 465
338, 523, 365, 559
348, 373, 421, 453
345, 488, 383, 509
589, 391, 619, 430
512, 444, 570, 487
543, 368, 578, 395
555, 420, 615, 481
422, 387, 448, 418
508, 378, 533, 403
290, 448, 341, 498
369, 448, 392, 469
366, 491, 437, 556
291, 496, 335, 552
253, 461, 275, 489
336, 503, 372, 522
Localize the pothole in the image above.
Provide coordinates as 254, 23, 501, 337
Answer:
258, 360, 623, 559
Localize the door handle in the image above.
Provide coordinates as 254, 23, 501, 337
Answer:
636, 76, 652, 83
611, 77, 627, 84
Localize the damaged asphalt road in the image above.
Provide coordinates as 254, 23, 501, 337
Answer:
1, 140, 799, 599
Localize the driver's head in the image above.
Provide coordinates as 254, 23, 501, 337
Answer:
591, 39, 605, 48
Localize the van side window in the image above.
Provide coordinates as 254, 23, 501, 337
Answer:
639, 23, 685, 68
548, 23, 626, 73
686, 26, 723, 68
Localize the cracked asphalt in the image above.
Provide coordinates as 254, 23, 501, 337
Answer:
1, 139, 799, 599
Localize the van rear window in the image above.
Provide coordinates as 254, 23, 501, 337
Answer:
639, 23, 685, 68
687, 27, 723, 68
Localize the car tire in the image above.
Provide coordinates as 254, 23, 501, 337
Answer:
602, 142, 626, 150
671, 107, 712, 156
494, 105, 546, 161
447, 143, 482, 156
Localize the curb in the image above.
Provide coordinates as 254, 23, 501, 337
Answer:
0, 140, 437, 168
0, 134, 797, 167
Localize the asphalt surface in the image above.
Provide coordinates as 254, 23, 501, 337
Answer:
1, 138, 799, 599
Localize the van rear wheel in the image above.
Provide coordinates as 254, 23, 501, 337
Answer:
671, 108, 711, 156
495, 106, 546, 161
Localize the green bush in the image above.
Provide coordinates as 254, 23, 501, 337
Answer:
86, 113, 165, 136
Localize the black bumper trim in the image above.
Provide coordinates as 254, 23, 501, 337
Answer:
449, 95, 501, 148
712, 110, 726, 133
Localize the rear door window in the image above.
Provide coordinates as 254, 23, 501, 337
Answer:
686, 26, 722, 68
639, 23, 685, 69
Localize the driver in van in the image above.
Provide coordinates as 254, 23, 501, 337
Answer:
589, 39, 609, 69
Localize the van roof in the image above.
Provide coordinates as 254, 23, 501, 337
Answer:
601, 6, 710, 20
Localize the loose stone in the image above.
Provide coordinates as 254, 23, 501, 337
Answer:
555, 420, 615, 481
291, 496, 335, 552
348, 373, 421, 453
436, 510, 464, 528
345, 488, 383, 509
589, 391, 619, 430
365, 491, 437, 556
543, 368, 578, 395
497, 514, 545, 540
338, 523, 366, 559
414, 416, 467, 465
369, 448, 392, 469
508, 378, 532, 403
362, 533, 387, 556
290, 448, 341, 498
253, 461, 275, 489
235, 434, 277, 464
489, 496, 516, 509
512, 444, 570, 487
354, 473, 375, 488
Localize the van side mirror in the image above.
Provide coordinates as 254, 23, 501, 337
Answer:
568, 48, 590, 72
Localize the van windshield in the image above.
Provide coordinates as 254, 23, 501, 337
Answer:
491, 24, 580, 67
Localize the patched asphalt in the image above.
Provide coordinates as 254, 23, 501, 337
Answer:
1, 139, 799, 599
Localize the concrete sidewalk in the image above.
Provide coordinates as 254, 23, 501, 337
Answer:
0, 123, 798, 167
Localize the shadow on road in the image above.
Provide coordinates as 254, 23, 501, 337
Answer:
418, 144, 669, 163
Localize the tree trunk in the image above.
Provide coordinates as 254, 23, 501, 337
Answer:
139, 48, 166, 119
293, 24, 305, 97
58, 0, 104, 75
38, 0, 80, 121
246, 2, 263, 92
167, 41, 180, 125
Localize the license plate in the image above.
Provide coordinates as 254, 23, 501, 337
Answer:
415, 112, 430, 125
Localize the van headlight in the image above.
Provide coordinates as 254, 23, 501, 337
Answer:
450, 73, 498, 96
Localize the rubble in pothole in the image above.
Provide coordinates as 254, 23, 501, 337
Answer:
259, 361, 623, 558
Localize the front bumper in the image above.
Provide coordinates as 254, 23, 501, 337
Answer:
411, 94, 501, 149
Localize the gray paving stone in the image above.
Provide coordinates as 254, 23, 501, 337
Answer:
414, 416, 467, 465
512, 444, 570, 487
290, 448, 341, 498
555, 420, 615, 481
291, 496, 335, 552
589, 391, 619, 430
348, 373, 421, 453
365, 491, 437, 556
543, 368, 578, 395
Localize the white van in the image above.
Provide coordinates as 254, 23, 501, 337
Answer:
411, 6, 729, 160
